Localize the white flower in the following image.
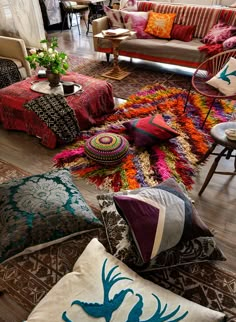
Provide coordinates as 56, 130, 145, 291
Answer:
29, 48, 37, 54
50, 53, 56, 58
64, 55, 68, 60
41, 42, 47, 50
54, 49, 58, 53
38, 52, 44, 57
48, 48, 53, 54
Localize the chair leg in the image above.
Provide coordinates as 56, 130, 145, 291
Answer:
106, 53, 110, 62
201, 97, 216, 129
75, 13, 81, 35
61, 13, 68, 32
198, 147, 228, 195
196, 142, 217, 165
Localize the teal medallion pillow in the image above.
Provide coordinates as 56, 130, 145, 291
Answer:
0, 168, 102, 263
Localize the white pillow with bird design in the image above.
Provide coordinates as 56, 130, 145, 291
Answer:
25, 238, 225, 322
207, 57, 236, 96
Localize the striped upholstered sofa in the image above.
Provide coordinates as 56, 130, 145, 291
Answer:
92, 2, 236, 68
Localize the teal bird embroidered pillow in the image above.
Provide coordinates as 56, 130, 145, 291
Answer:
25, 238, 226, 322
207, 57, 236, 96
0, 168, 102, 263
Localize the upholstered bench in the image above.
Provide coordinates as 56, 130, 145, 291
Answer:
0, 72, 114, 149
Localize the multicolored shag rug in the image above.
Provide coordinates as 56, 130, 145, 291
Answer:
53, 84, 234, 192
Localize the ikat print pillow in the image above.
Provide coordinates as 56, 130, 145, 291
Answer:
207, 57, 236, 96
104, 6, 124, 28
0, 168, 102, 263
97, 190, 226, 271
113, 178, 213, 263
25, 238, 226, 322
145, 12, 176, 39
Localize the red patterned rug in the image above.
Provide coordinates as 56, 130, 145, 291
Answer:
0, 160, 235, 321
53, 83, 234, 192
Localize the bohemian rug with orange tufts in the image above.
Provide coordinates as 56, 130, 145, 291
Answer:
53, 84, 234, 192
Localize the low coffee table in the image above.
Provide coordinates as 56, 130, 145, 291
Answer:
0, 72, 114, 149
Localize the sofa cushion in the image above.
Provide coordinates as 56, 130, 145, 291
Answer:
121, 11, 155, 39
206, 57, 236, 96
120, 0, 138, 11
223, 36, 236, 50
201, 21, 236, 45
171, 23, 196, 42
123, 114, 179, 147
103, 6, 124, 28
145, 12, 176, 39
113, 178, 213, 263
0, 168, 102, 263
25, 238, 226, 322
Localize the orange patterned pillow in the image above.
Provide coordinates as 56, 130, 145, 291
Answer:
145, 12, 176, 38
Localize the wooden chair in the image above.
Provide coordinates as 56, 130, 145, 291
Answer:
198, 122, 236, 195
184, 49, 236, 128
61, 0, 88, 34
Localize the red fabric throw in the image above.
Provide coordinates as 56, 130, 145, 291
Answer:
198, 44, 224, 57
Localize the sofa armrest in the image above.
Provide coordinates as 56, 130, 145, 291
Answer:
0, 36, 31, 77
92, 16, 109, 51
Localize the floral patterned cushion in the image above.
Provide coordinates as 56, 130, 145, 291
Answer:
145, 12, 176, 39
0, 168, 102, 263
201, 21, 236, 45
97, 179, 226, 271
25, 238, 226, 322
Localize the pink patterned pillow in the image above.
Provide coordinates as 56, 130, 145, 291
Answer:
120, 0, 138, 11
103, 6, 124, 28
223, 36, 236, 50
202, 21, 236, 45
120, 11, 155, 39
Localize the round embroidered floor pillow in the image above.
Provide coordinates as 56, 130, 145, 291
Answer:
85, 133, 129, 165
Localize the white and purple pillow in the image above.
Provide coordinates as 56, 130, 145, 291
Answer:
113, 178, 213, 263
223, 36, 236, 50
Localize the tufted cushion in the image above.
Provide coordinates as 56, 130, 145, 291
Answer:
123, 114, 179, 147
84, 133, 129, 165
145, 12, 176, 38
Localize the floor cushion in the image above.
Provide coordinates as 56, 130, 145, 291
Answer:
25, 238, 226, 322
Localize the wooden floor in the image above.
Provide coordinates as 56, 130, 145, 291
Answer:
0, 20, 236, 285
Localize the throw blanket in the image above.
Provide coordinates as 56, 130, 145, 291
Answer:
24, 94, 80, 143
0, 58, 22, 89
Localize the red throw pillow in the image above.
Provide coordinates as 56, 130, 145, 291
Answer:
171, 24, 196, 42
123, 114, 179, 147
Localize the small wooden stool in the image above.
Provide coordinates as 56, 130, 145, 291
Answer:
198, 122, 236, 195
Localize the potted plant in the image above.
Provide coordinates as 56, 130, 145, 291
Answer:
25, 37, 69, 87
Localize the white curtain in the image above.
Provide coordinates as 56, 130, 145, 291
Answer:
0, 0, 45, 48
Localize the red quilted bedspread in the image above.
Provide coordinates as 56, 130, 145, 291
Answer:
0, 72, 114, 149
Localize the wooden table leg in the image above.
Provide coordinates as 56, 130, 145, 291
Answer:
101, 38, 130, 80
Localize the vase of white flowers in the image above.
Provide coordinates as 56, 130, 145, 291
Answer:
26, 37, 69, 87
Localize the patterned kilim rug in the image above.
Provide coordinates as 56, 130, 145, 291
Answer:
0, 159, 236, 321
53, 83, 235, 192
69, 55, 192, 99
